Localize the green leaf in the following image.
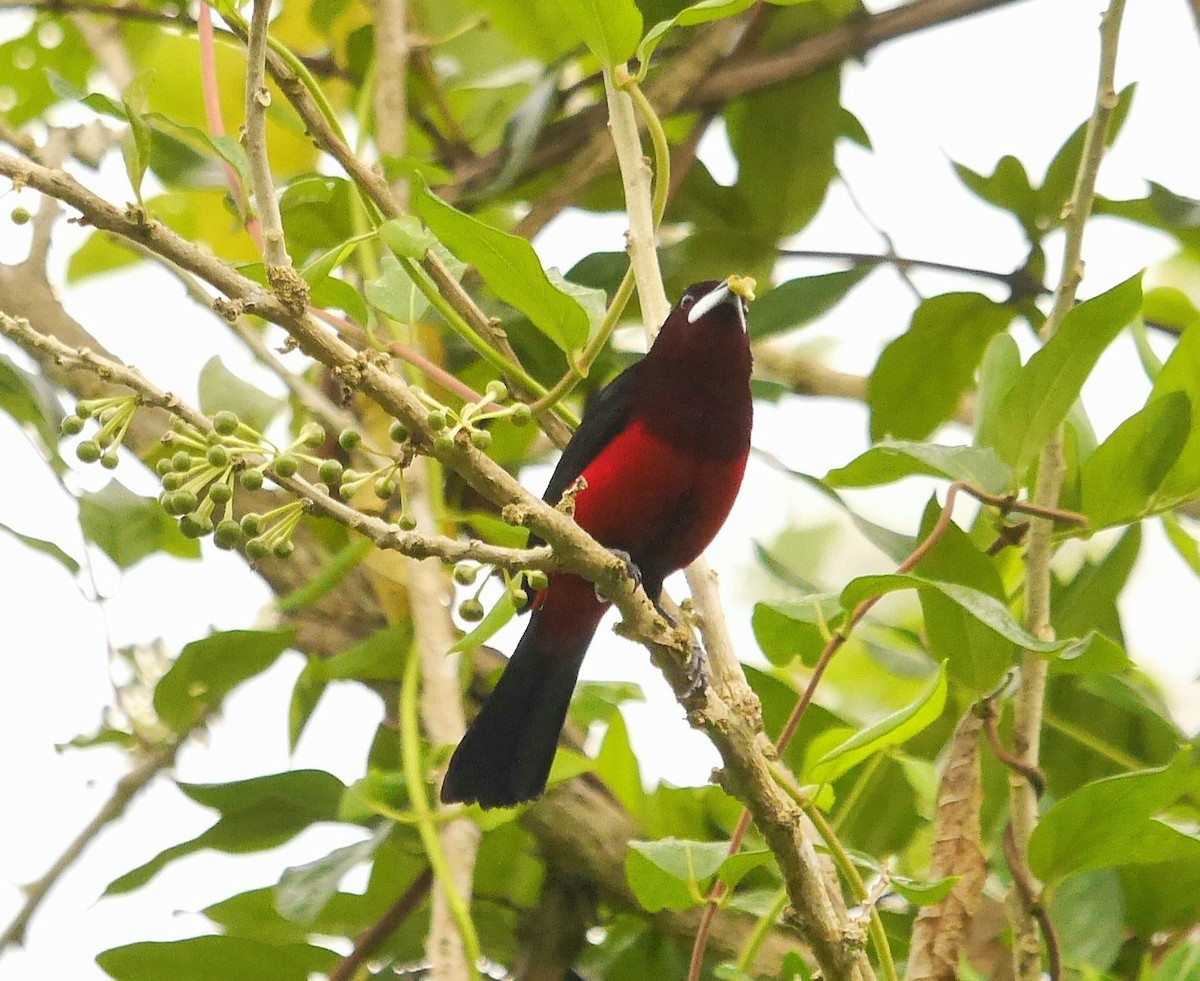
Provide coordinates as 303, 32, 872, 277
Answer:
805, 662, 947, 784
120, 71, 155, 205
749, 267, 871, 341
728, 66, 841, 238
890, 873, 960, 906
1079, 391, 1190, 527
1029, 749, 1200, 884
290, 624, 411, 749
378, 215, 436, 258
716, 849, 775, 890
824, 440, 1010, 493
0, 354, 65, 469
415, 187, 589, 352
154, 628, 296, 733
1052, 523, 1140, 650
106, 770, 345, 895
870, 293, 1014, 440
298, 232, 374, 286
0, 520, 80, 575
782, 472, 914, 562
594, 711, 645, 819
197, 356, 284, 434
1050, 631, 1131, 676
1162, 513, 1200, 579
96, 937, 337, 981
550, 0, 642, 64
275, 824, 390, 926
78, 480, 200, 567
973, 331, 1022, 453
637, 0, 755, 65
626, 838, 731, 912
913, 499, 1014, 695
0, 21, 93, 127
752, 595, 839, 667
1149, 321, 1200, 500
953, 155, 1039, 234
1047, 869, 1125, 973
839, 574, 1060, 652
994, 274, 1142, 475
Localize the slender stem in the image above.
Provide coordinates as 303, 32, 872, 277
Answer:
778, 248, 1043, 295
242, 0, 290, 273
735, 888, 789, 973
329, 867, 434, 981
399, 643, 481, 978
1007, 3, 1127, 977
804, 800, 898, 981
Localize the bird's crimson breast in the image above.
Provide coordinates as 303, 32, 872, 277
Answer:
570, 417, 747, 580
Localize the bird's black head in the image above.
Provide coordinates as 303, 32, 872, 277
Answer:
673, 278, 752, 334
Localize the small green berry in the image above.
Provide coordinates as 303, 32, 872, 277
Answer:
214, 519, 242, 549
178, 513, 212, 539
205, 430, 222, 446
453, 563, 478, 586
11, 206, 31, 226
206, 444, 230, 468
458, 598, 485, 622
171, 417, 191, 434
470, 429, 492, 450
100, 451, 119, 470
161, 472, 183, 492
246, 537, 270, 561
373, 475, 395, 500
485, 380, 508, 400
509, 587, 528, 607
155, 457, 173, 476
240, 513, 263, 537
300, 422, 326, 448
272, 539, 295, 560
240, 468, 264, 491
526, 570, 549, 592
213, 410, 239, 436
426, 409, 448, 431
339, 482, 356, 500
172, 489, 199, 515
272, 455, 298, 478
172, 450, 193, 472
76, 402, 95, 420
75, 440, 101, 464
389, 420, 409, 443
209, 482, 233, 505
397, 513, 417, 531
510, 403, 532, 426
432, 434, 454, 453
61, 414, 85, 436
318, 459, 343, 484
338, 428, 361, 450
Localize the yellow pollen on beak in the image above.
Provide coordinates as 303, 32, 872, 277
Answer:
726, 274, 756, 302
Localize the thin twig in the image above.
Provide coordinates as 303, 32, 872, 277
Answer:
329, 866, 434, 981
1007, 2, 1126, 976
242, 0, 293, 277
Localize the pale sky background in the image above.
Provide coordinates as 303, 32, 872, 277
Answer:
2, 1, 1199, 978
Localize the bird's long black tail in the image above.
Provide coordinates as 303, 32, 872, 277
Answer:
440, 601, 599, 809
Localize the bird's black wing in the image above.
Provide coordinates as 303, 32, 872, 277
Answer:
541, 359, 644, 510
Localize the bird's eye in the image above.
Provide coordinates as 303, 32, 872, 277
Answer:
680, 294, 695, 309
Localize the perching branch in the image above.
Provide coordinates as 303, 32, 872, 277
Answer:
1006, 2, 1126, 977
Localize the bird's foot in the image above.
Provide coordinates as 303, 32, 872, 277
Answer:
596, 548, 642, 602
683, 646, 707, 700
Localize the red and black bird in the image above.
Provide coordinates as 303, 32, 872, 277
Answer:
440, 278, 754, 809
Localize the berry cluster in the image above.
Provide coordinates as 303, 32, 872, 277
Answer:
452, 562, 549, 623
61, 395, 139, 469
414, 380, 531, 453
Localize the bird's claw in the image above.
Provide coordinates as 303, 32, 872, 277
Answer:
596, 548, 642, 602
683, 647, 707, 699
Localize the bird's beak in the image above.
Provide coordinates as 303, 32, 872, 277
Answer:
687, 275, 755, 328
